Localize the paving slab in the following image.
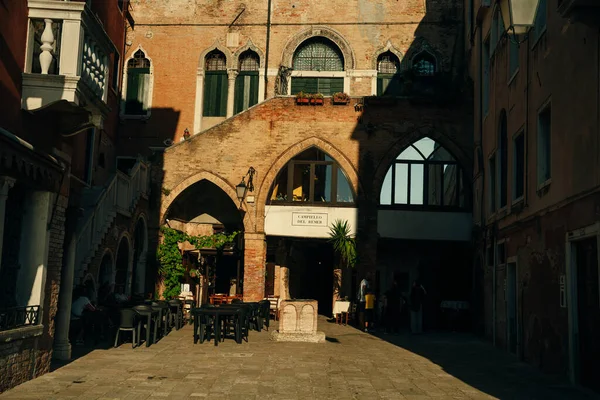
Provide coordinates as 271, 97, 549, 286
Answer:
0, 317, 596, 400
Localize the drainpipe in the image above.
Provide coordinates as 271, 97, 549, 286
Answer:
264, 0, 272, 100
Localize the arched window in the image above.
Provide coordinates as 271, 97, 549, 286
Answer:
291, 37, 344, 96
268, 148, 354, 205
203, 50, 228, 117
235, 50, 260, 114
498, 110, 508, 208
125, 49, 151, 115
377, 51, 402, 96
380, 137, 465, 208
412, 52, 436, 76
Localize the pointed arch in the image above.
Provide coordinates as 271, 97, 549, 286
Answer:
160, 170, 252, 232
234, 40, 265, 69
198, 40, 234, 70
403, 37, 445, 72
121, 44, 154, 118
115, 231, 133, 295
373, 128, 471, 207
372, 40, 404, 70
256, 137, 360, 231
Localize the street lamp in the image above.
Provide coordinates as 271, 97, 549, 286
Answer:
497, 0, 540, 41
235, 167, 256, 204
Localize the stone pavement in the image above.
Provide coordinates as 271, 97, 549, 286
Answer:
1, 317, 596, 400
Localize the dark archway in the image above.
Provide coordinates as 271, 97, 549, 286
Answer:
115, 236, 130, 295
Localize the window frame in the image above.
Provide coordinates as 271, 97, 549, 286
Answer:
121, 48, 153, 119
536, 99, 552, 188
482, 35, 491, 118
531, 0, 548, 48
488, 152, 497, 215
268, 153, 356, 207
498, 111, 508, 210
512, 129, 526, 202
379, 140, 467, 212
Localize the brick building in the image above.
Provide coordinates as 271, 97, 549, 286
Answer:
467, 0, 600, 390
0, 0, 150, 392
121, 0, 473, 325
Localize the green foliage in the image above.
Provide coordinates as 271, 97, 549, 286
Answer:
328, 219, 357, 269
157, 226, 239, 299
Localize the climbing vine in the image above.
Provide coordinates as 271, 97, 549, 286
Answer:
157, 226, 239, 299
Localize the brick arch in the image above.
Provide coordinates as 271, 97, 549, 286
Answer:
160, 170, 253, 232
255, 137, 360, 232
234, 40, 265, 69
280, 26, 356, 70
372, 127, 472, 204
372, 40, 404, 70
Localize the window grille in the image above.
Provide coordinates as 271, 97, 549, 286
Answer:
0, 306, 40, 331
292, 38, 344, 71
205, 51, 227, 71
412, 52, 436, 76
239, 51, 259, 71
377, 53, 399, 74
128, 50, 150, 68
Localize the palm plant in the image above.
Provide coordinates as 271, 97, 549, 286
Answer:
328, 219, 356, 309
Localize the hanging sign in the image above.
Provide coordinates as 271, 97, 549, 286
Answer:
292, 212, 328, 227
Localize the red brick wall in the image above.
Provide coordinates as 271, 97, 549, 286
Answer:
243, 233, 267, 301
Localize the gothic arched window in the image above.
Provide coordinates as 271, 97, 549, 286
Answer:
377, 51, 402, 96
412, 52, 436, 76
380, 137, 465, 208
291, 37, 344, 96
125, 49, 151, 115
235, 50, 260, 114
268, 147, 354, 205
204, 50, 227, 117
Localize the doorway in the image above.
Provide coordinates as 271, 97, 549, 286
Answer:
506, 260, 518, 355
574, 237, 600, 391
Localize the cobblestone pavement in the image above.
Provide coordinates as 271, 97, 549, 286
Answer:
1, 317, 596, 400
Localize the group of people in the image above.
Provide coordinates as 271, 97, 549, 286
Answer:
357, 273, 426, 334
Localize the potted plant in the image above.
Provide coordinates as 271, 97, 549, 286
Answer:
295, 91, 309, 105
332, 92, 350, 105
310, 92, 324, 105
328, 219, 357, 309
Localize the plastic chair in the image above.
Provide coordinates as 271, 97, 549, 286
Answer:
114, 308, 138, 348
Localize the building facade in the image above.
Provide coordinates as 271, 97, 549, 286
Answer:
121, 0, 473, 326
0, 0, 150, 392
468, 0, 600, 390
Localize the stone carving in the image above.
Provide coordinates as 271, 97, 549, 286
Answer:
82, 35, 109, 98
270, 299, 325, 343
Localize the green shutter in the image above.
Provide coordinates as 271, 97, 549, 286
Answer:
125, 67, 149, 115
291, 77, 318, 94
328, 78, 344, 95
377, 74, 402, 96
234, 72, 259, 114
204, 71, 227, 117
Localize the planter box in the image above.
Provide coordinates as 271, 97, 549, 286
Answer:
310, 98, 324, 105
296, 98, 309, 105
332, 98, 350, 105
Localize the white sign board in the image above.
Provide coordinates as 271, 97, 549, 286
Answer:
292, 212, 328, 227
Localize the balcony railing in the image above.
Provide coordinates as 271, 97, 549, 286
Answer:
22, 1, 116, 113
0, 306, 40, 332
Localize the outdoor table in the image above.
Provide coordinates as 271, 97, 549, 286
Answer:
168, 300, 183, 330
133, 306, 159, 347
193, 307, 243, 346
151, 302, 170, 338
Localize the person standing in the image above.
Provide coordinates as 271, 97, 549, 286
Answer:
364, 289, 376, 332
409, 279, 426, 334
357, 272, 371, 331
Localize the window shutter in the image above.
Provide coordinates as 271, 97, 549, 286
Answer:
248, 73, 259, 108
125, 67, 149, 115
204, 71, 228, 117
291, 77, 318, 94
329, 78, 344, 95
234, 74, 245, 114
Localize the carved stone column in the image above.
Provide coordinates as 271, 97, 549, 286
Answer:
0, 177, 16, 273
226, 70, 238, 118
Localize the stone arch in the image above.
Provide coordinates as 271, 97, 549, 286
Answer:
160, 170, 252, 232
198, 40, 234, 70
403, 37, 445, 72
372, 40, 404, 70
234, 40, 266, 69
373, 127, 472, 204
281, 26, 356, 70
256, 137, 361, 231
115, 231, 133, 295
97, 248, 115, 287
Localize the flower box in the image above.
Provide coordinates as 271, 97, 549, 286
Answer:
332, 92, 350, 105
